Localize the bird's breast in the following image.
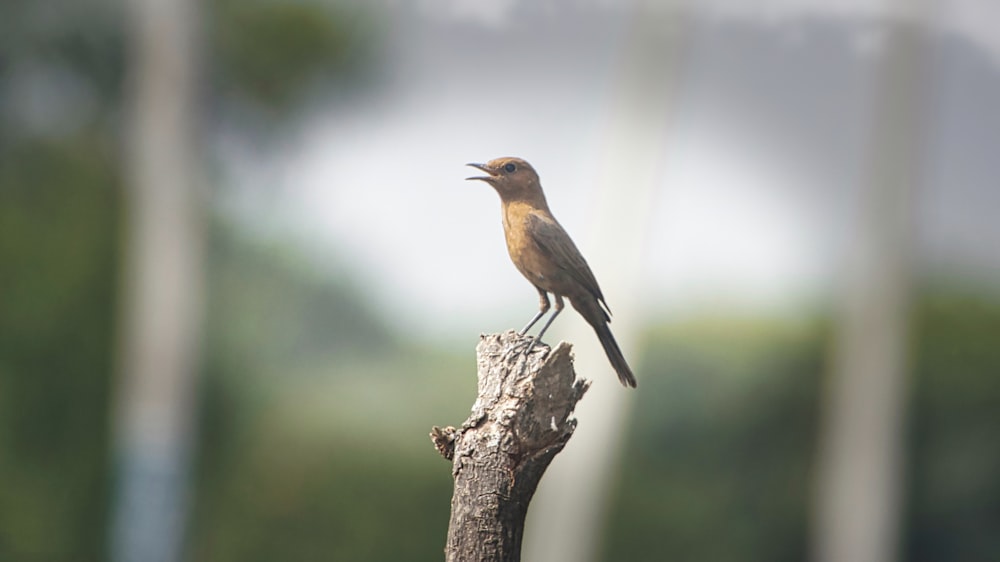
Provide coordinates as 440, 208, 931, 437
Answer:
502, 206, 556, 289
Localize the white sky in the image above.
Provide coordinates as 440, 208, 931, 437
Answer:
219, 0, 1000, 340
414, 0, 1000, 51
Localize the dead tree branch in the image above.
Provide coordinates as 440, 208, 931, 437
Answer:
430, 330, 590, 562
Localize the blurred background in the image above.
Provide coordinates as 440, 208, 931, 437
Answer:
1, 0, 998, 561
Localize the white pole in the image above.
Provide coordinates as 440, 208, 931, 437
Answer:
522, 2, 688, 561
812, 2, 935, 561
112, 0, 204, 560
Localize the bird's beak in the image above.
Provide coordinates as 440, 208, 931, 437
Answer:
466, 162, 497, 183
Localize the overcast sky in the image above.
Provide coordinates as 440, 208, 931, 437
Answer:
220, 0, 1000, 340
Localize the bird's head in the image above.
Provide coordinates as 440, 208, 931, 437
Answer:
466, 157, 543, 201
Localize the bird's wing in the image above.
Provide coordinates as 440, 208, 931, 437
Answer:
527, 212, 612, 316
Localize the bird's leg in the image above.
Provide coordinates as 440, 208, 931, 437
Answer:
534, 293, 564, 343
524, 294, 564, 356
519, 287, 551, 335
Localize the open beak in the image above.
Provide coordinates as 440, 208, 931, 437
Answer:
466, 162, 497, 182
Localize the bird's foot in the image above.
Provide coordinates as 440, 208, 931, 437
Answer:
523, 337, 538, 356
521, 335, 548, 357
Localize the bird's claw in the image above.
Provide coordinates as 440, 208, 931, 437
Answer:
523, 338, 537, 356
521, 335, 545, 357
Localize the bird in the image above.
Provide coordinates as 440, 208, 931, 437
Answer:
466, 157, 637, 388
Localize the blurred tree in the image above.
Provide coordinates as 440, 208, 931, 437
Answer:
5, 3, 997, 562
906, 291, 1000, 562
0, 0, 378, 560
203, 224, 395, 369
603, 318, 825, 562
212, 0, 375, 112
603, 290, 1000, 562
0, 137, 120, 562
187, 223, 463, 561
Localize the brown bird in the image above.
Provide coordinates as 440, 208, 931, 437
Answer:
466, 157, 637, 388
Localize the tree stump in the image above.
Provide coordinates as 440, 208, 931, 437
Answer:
430, 330, 590, 562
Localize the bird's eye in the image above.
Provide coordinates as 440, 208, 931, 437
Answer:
504, 163, 516, 173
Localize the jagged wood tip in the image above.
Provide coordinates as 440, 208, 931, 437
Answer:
430, 330, 590, 562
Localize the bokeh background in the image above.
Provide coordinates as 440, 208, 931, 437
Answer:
2, 0, 999, 561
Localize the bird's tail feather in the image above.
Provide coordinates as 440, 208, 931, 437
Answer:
594, 322, 637, 388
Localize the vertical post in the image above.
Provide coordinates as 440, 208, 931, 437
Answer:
112, 0, 204, 561
812, 4, 934, 562
522, 2, 687, 561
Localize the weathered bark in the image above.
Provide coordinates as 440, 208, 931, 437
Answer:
431, 330, 590, 562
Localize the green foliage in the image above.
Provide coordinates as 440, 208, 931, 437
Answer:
603, 318, 824, 562
0, 0, 125, 110
906, 293, 1000, 561
0, 0, 378, 558
189, 303, 469, 561
212, 0, 377, 112
604, 296, 1000, 562
205, 226, 395, 371
189, 224, 470, 562
0, 137, 120, 562
190, 381, 455, 562
3, 2, 998, 560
